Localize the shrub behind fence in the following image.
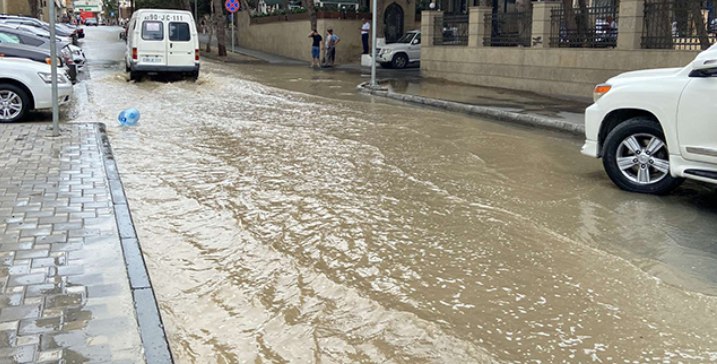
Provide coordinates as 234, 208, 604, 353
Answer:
434, 14, 469, 46
642, 0, 714, 50
550, 5, 619, 48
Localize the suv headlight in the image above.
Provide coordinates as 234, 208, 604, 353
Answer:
38, 72, 69, 84
593, 83, 612, 102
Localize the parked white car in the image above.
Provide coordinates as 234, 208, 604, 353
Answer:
582, 43, 717, 194
376, 31, 420, 69
0, 57, 73, 123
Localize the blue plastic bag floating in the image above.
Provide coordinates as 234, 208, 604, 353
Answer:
118, 108, 140, 126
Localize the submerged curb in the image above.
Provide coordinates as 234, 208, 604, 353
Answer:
358, 83, 585, 136
95, 123, 174, 364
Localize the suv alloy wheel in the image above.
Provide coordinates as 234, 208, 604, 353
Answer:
602, 117, 684, 194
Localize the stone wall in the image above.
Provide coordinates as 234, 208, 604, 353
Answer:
421, 47, 698, 101
1, 0, 32, 16
237, 12, 363, 64
420, 0, 703, 101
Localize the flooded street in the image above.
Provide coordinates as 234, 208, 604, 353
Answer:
70, 27, 717, 363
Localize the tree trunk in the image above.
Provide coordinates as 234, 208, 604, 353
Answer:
690, 0, 710, 50
206, 15, 213, 52
180, 0, 192, 11
212, 0, 227, 56
301, 0, 317, 31
576, 0, 590, 46
561, 0, 578, 45
27, 0, 40, 18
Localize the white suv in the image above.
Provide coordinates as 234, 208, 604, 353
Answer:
376, 31, 420, 69
582, 43, 717, 194
0, 57, 73, 122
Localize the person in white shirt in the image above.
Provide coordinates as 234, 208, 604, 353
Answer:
324, 28, 341, 66
360, 18, 370, 54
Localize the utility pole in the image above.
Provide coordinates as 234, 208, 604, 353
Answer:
369, 0, 377, 88
49, 0, 59, 136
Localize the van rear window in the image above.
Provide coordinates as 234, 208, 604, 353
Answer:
142, 21, 164, 41
169, 22, 190, 42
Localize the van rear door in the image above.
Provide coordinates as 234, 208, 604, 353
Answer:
167, 20, 195, 67
138, 19, 167, 66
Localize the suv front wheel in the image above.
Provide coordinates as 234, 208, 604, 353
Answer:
602, 117, 684, 194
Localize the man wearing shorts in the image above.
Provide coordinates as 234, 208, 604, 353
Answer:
308, 29, 323, 68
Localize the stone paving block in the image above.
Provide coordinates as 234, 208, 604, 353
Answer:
37, 216, 69, 225
14, 250, 49, 260
36, 348, 62, 362
0, 243, 33, 252
36, 235, 66, 245
0, 124, 148, 363
0, 329, 16, 348
56, 265, 84, 277
50, 243, 83, 252
7, 274, 46, 287
25, 284, 61, 298
29, 267, 49, 276
0, 321, 18, 331
19, 227, 53, 238
0, 305, 40, 322
18, 317, 62, 336
5, 344, 36, 363
45, 293, 84, 311
7, 266, 30, 276
14, 335, 39, 347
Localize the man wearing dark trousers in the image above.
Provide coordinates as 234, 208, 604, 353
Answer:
360, 18, 370, 54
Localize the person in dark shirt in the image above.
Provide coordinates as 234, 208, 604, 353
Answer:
308, 29, 323, 68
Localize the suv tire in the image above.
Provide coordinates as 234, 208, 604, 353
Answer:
391, 53, 408, 69
0, 83, 30, 123
602, 117, 684, 194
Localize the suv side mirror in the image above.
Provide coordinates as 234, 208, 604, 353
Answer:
689, 58, 717, 77
412, 38, 419, 45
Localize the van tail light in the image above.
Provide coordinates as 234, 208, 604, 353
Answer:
132, 47, 138, 60
195, 49, 199, 61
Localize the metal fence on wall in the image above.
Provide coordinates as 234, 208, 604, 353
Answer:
484, 9, 533, 47
434, 14, 469, 46
642, 0, 715, 50
549, 5, 619, 48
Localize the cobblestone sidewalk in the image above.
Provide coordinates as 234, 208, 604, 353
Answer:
0, 123, 167, 363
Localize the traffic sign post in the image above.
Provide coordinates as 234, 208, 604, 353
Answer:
225, 0, 240, 53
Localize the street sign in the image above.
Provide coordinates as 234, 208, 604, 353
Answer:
225, 0, 240, 13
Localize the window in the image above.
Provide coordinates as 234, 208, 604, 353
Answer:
169, 22, 191, 42
0, 33, 20, 44
142, 21, 164, 41
414, 33, 421, 44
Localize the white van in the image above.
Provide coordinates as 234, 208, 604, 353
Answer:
125, 9, 199, 81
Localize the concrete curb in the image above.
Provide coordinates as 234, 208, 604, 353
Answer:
95, 123, 174, 364
357, 83, 585, 136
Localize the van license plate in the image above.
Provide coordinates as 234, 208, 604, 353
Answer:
141, 56, 163, 63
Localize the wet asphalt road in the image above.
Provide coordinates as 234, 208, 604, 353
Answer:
63, 26, 717, 363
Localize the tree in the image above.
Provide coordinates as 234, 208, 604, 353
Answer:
560, 0, 591, 46
301, 0, 317, 31
211, 0, 227, 56
27, 0, 40, 18
689, 0, 710, 50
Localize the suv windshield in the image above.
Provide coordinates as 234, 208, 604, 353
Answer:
395, 33, 416, 43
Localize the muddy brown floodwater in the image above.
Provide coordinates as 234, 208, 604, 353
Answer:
70, 27, 717, 363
